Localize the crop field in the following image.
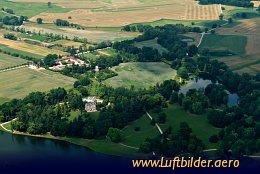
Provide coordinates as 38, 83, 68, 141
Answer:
0, 53, 27, 70
151, 104, 220, 148
24, 0, 221, 27
199, 34, 247, 55
20, 24, 139, 42
0, 67, 76, 101
51, 40, 83, 48
0, 37, 67, 58
104, 62, 177, 89
210, 18, 260, 75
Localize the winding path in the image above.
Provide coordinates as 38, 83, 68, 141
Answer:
0, 118, 17, 132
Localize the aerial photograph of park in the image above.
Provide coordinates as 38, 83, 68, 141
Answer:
0, 0, 259, 173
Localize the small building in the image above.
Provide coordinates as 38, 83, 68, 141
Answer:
82, 96, 103, 112
85, 102, 97, 112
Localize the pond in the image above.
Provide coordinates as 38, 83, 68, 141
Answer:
179, 77, 239, 107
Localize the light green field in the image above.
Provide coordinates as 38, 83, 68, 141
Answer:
0, 0, 71, 18
21, 24, 139, 43
0, 67, 76, 101
150, 104, 220, 148
199, 34, 247, 55
134, 38, 168, 54
0, 53, 27, 70
122, 115, 159, 147
104, 62, 177, 89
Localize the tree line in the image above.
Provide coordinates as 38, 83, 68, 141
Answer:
198, 0, 254, 7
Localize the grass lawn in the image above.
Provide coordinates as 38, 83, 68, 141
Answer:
18, 33, 49, 42
63, 137, 142, 157
69, 110, 100, 121
199, 34, 247, 55
104, 62, 177, 89
0, 67, 76, 100
1, 121, 12, 131
150, 104, 221, 149
134, 38, 168, 54
122, 115, 159, 147
0, 53, 27, 70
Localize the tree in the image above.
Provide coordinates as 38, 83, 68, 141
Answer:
107, 128, 122, 143
36, 18, 43, 24
209, 134, 219, 143
219, 13, 224, 20
4, 33, 17, 40
43, 54, 58, 67
228, 18, 233, 23
210, 30, 216, 34
177, 67, 189, 79
48, 2, 52, 8
170, 92, 178, 103
191, 102, 204, 114
187, 45, 198, 57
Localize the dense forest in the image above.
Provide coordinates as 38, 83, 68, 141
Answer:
0, 80, 179, 138
198, 0, 254, 7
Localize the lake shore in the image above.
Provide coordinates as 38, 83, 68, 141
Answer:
0, 122, 143, 157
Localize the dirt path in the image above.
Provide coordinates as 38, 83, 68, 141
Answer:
0, 65, 28, 73
146, 112, 163, 135
0, 118, 17, 132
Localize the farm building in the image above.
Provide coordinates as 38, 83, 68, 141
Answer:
50, 56, 89, 70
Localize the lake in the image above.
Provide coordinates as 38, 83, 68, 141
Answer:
180, 78, 239, 107
1, 131, 259, 174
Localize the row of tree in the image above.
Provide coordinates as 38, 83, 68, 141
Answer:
199, 0, 254, 7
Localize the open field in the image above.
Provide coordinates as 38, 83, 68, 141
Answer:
199, 34, 247, 55
209, 18, 260, 75
51, 40, 83, 48
0, 37, 67, 57
151, 104, 220, 148
0, 0, 71, 17
182, 32, 201, 46
0, 67, 76, 101
122, 114, 159, 147
104, 62, 176, 89
134, 38, 168, 54
20, 24, 139, 42
0, 53, 27, 70
27, 0, 221, 27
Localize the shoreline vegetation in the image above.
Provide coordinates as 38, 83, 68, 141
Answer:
0, 120, 143, 157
